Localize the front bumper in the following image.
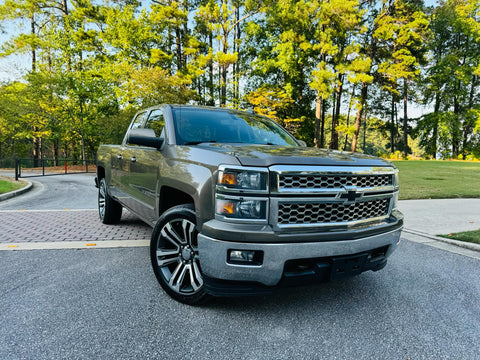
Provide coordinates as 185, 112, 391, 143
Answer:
198, 223, 402, 290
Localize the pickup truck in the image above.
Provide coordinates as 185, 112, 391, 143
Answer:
96, 105, 403, 304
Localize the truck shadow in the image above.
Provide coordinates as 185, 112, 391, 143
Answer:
204, 272, 388, 311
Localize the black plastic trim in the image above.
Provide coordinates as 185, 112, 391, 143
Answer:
203, 246, 390, 297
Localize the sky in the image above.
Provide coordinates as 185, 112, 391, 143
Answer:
0, 17, 30, 83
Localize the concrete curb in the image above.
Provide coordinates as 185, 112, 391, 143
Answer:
0, 180, 33, 202
403, 228, 480, 253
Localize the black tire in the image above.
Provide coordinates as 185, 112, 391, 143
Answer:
98, 177, 122, 224
150, 204, 209, 305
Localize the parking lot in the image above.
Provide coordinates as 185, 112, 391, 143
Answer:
0, 173, 479, 359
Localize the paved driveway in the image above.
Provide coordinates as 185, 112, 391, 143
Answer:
0, 173, 152, 249
0, 173, 479, 359
398, 199, 480, 235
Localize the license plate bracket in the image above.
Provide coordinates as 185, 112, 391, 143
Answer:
330, 253, 368, 281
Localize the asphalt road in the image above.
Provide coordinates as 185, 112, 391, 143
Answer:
0, 173, 97, 210
1, 173, 479, 359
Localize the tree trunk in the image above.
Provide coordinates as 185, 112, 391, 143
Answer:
330, 74, 343, 150
321, 99, 326, 148
452, 80, 461, 158
208, 33, 214, 106
31, 16, 36, 72
330, 91, 336, 148
62, 0, 68, 15
351, 82, 368, 152
33, 128, 40, 167
167, 25, 173, 76
219, 0, 228, 107
461, 75, 476, 159
79, 101, 86, 166
31, 15, 40, 167
363, 108, 368, 153
431, 91, 441, 159
175, 25, 183, 71
402, 78, 409, 159
314, 93, 322, 148
343, 86, 355, 151
54, 140, 59, 166
183, 0, 188, 68
220, 35, 227, 106
235, 6, 241, 108
391, 94, 395, 153
233, 5, 238, 107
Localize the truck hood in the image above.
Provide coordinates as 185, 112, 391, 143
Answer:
198, 143, 394, 167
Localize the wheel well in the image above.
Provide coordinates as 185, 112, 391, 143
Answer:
159, 186, 195, 215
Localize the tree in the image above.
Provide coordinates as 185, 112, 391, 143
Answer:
374, 0, 429, 158
417, 0, 480, 159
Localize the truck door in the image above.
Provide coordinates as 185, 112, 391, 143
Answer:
111, 111, 148, 208
127, 108, 166, 224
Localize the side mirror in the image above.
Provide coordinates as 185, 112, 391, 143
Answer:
127, 128, 164, 149
297, 139, 307, 147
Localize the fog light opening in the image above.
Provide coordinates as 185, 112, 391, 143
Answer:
227, 250, 264, 266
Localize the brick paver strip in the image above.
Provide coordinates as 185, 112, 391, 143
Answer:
0, 209, 152, 243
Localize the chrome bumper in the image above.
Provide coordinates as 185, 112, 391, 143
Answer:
198, 227, 402, 286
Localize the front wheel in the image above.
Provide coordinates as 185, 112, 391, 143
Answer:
150, 204, 208, 305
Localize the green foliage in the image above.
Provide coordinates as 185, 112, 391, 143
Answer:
0, 178, 25, 194
439, 230, 480, 244
0, 0, 478, 161
415, 0, 480, 159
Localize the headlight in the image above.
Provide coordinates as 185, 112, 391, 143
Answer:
218, 168, 267, 191
216, 166, 269, 222
393, 169, 399, 209
216, 198, 267, 220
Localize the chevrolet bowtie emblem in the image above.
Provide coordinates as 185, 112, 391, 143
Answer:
339, 190, 361, 203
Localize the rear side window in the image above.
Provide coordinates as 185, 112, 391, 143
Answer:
145, 109, 165, 137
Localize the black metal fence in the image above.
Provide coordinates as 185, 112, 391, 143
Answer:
12, 158, 96, 180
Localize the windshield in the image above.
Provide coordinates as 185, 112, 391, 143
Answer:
172, 107, 299, 146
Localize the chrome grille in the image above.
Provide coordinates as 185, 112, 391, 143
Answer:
279, 174, 393, 189
278, 199, 390, 225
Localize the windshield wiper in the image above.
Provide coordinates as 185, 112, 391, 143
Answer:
184, 140, 217, 145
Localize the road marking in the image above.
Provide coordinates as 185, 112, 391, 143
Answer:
0, 240, 149, 251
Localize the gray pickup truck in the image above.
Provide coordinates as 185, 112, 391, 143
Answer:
96, 105, 403, 304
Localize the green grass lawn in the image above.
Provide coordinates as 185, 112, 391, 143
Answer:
0, 177, 26, 195
392, 160, 480, 200
438, 230, 480, 245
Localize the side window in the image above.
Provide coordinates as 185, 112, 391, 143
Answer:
130, 111, 148, 130
125, 111, 148, 146
145, 109, 165, 137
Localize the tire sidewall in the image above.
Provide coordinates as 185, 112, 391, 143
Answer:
98, 177, 122, 224
150, 204, 208, 305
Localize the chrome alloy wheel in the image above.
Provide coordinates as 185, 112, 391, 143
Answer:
155, 218, 203, 295
98, 179, 107, 219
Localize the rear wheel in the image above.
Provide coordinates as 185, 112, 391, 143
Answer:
150, 204, 208, 305
98, 178, 122, 224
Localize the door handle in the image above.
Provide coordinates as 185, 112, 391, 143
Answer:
116, 154, 123, 160
130, 157, 137, 163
